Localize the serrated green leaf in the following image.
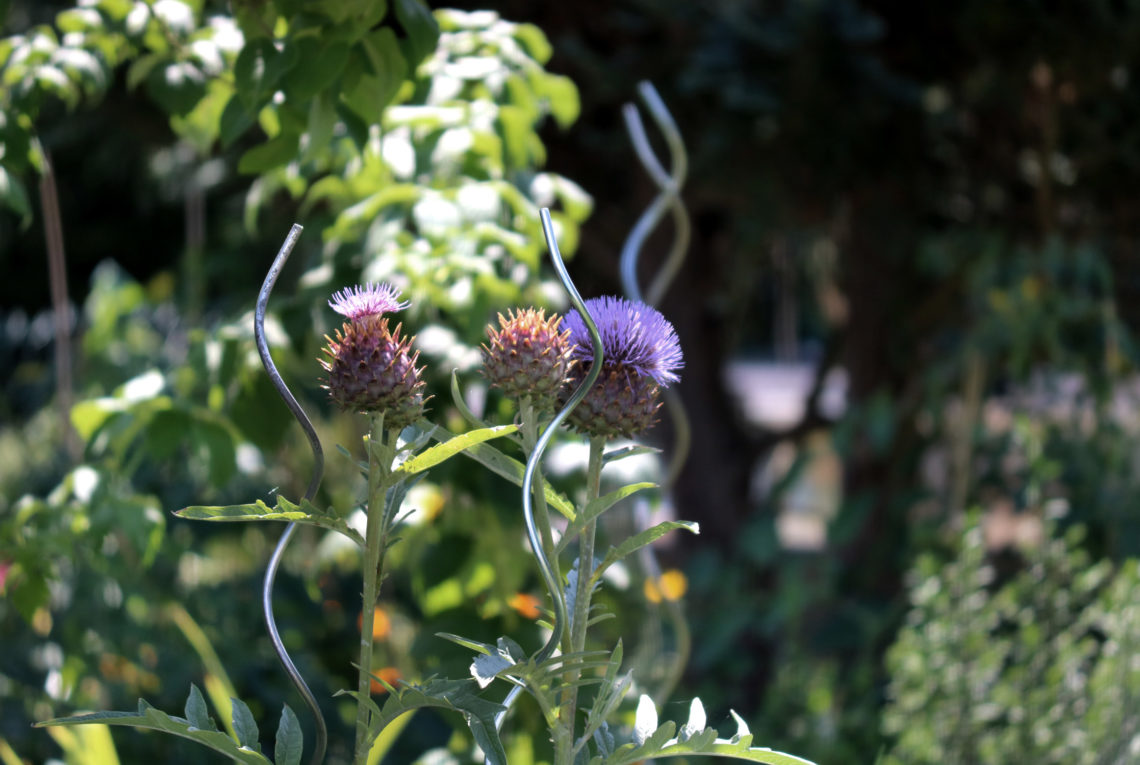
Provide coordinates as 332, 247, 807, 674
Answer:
593, 521, 699, 582
596, 738, 816, 765
36, 702, 272, 764
470, 650, 513, 689
365, 678, 507, 765
230, 698, 258, 750
176, 495, 364, 547
558, 483, 657, 554
416, 421, 575, 519
184, 684, 214, 731
397, 424, 517, 474
274, 705, 302, 765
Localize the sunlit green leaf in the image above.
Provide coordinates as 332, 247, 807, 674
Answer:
513, 23, 552, 64
416, 421, 575, 520
592, 521, 698, 581
557, 483, 658, 554
397, 424, 517, 474
176, 495, 364, 547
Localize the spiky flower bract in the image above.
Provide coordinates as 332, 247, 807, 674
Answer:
321, 284, 425, 428
562, 296, 683, 439
329, 282, 409, 321
481, 308, 574, 412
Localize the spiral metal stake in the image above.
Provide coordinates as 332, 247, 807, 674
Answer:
254, 223, 329, 765
620, 81, 692, 489
620, 81, 690, 309
494, 208, 604, 731
620, 83, 694, 704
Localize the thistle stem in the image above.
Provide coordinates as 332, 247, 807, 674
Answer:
555, 436, 606, 765
354, 417, 393, 763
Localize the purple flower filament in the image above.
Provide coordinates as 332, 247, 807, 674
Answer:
329, 282, 409, 321
564, 296, 683, 386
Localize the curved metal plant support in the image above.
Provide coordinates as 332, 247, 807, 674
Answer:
620, 80, 692, 488
495, 208, 604, 731
620, 82, 694, 704
254, 223, 329, 765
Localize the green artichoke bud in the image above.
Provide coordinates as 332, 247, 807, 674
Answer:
321, 315, 426, 430
481, 308, 574, 412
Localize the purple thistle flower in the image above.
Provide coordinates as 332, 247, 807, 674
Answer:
560, 297, 683, 439
564, 296, 683, 387
329, 282, 409, 321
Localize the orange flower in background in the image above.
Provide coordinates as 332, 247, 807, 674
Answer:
369, 666, 401, 694
643, 569, 688, 604
508, 592, 542, 619
357, 606, 392, 640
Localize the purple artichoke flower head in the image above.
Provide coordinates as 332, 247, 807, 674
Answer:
321, 283, 425, 429
562, 296, 683, 439
329, 282, 410, 322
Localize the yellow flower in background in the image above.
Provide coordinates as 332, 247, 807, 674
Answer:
643, 569, 688, 604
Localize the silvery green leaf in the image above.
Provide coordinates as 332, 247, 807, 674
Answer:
633, 695, 657, 746
230, 698, 259, 750
681, 697, 706, 741
471, 650, 513, 689
730, 709, 753, 745
36, 699, 272, 764
274, 705, 302, 765
185, 684, 214, 731
601, 444, 661, 465
593, 722, 615, 756
435, 633, 495, 655
363, 678, 507, 765
496, 636, 526, 663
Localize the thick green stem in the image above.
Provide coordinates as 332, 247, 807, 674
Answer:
555, 436, 606, 765
354, 418, 393, 764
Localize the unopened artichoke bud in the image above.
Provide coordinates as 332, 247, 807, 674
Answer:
481, 308, 573, 411
320, 283, 426, 429
561, 296, 683, 440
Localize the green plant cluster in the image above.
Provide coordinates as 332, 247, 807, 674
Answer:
883, 516, 1140, 764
